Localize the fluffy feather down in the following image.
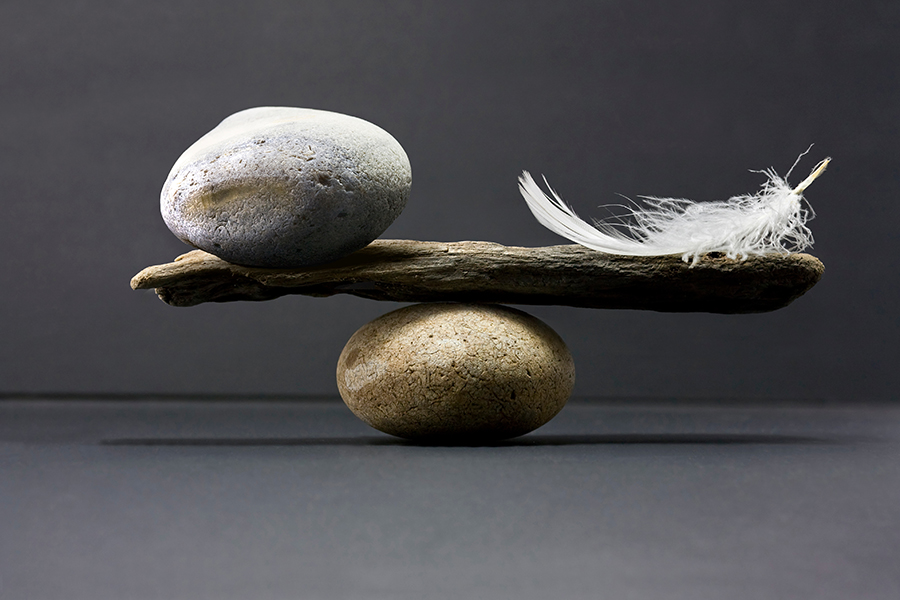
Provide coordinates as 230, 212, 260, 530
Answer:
519, 157, 829, 265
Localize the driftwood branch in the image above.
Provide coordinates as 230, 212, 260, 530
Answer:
131, 240, 824, 313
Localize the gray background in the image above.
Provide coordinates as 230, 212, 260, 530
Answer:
1, 0, 897, 401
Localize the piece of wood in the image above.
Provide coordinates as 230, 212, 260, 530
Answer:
130, 240, 824, 313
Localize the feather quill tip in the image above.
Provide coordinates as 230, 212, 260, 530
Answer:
792, 157, 830, 194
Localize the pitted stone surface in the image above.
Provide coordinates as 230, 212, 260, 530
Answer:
161, 107, 411, 267
336, 303, 575, 442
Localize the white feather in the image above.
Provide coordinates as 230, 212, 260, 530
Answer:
519, 155, 829, 265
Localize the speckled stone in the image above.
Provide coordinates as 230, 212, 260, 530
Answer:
336, 303, 575, 442
161, 107, 411, 267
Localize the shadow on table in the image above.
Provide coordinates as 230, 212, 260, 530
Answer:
100, 433, 836, 447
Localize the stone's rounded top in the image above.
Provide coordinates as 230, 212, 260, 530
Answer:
336, 303, 575, 442
160, 106, 411, 268
167, 107, 409, 178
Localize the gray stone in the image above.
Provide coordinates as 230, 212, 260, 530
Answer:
336, 303, 575, 442
131, 240, 825, 314
160, 107, 411, 267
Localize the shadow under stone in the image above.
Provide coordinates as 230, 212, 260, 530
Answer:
100, 433, 835, 447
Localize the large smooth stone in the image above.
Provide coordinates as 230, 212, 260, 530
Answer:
336, 303, 575, 442
161, 107, 411, 267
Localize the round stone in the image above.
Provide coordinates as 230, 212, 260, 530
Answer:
336, 303, 575, 442
161, 107, 411, 268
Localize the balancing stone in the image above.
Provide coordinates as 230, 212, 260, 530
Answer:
336, 303, 575, 442
161, 107, 411, 268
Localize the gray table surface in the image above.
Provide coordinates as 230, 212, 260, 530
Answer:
1, 398, 898, 600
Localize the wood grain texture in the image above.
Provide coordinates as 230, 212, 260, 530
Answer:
131, 240, 824, 313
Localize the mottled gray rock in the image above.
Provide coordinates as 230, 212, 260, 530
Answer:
336, 303, 575, 442
131, 240, 825, 313
161, 107, 411, 267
